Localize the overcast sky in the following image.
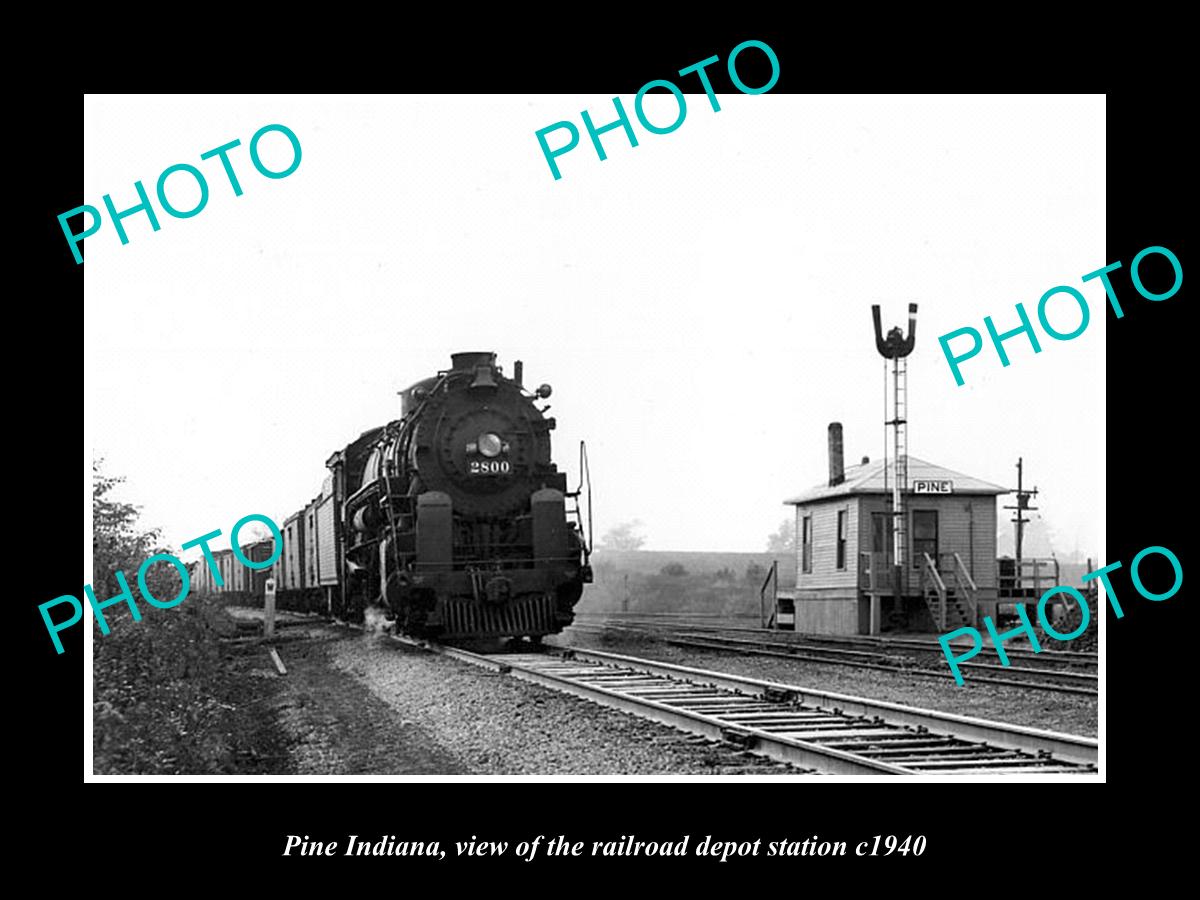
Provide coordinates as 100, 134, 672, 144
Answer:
84, 94, 1104, 559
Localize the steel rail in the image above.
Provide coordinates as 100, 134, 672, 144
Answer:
663, 633, 1099, 694
390, 634, 892, 774
564, 646, 1099, 768
389, 633, 1097, 774
566, 622, 1097, 694
673, 630, 1100, 679
573, 614, 1098, 666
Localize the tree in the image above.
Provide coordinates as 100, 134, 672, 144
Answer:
766, 517, 797, 553
93, 459, 181, 605
745, 562, 766, 584
599, 520, 646, 551
660, 562, 687, 577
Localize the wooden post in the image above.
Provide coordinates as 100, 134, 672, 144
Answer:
869, 594, 881, 635
264, 577, 277, 640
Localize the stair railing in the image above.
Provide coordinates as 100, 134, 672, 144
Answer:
922, 553, 948, 630
760, 559, 778, 629
952, 552, 979, 625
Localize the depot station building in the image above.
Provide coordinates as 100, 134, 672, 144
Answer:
773, 423, 1017, 636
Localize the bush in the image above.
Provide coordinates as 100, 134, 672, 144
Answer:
91, 461, 286, 775
92, 595, 249, 774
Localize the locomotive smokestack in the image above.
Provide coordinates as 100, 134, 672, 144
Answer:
451, 351, 497, 371
513, 360, 523, 387
828, 423, 845, 487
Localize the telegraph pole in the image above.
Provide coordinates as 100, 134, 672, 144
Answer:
1003, 458, 1039, 572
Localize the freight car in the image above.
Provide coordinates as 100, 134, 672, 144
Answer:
253, 352, 593, 640
188, 538, 276, 600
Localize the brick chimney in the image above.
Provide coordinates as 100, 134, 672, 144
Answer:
828, 423, 845, 486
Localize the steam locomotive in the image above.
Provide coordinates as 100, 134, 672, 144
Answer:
195, 352, 592, 640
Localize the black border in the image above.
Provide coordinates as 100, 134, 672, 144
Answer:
30, 24, 1191, 885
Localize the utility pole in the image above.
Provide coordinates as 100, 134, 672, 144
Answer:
1003, 458, 1039, 579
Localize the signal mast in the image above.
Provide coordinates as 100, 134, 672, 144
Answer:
872, 303, 918, 591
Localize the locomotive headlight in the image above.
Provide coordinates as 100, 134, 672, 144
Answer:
478, 432, 503, 458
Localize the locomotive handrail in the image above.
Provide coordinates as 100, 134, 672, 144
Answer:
376, 373, 453, 599
379, 453, 406, 605
584, 440, 593, 555
394, 373, 450, 473
578, 440, 593, 557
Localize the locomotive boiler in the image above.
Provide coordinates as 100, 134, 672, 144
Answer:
334, 352, 592, 639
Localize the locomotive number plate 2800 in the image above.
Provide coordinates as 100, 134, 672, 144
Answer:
469, 459, 511, 475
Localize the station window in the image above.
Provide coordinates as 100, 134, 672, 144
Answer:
871, 512, 891, 555
912, 510, 939, 568
801, 515, 812, 574
836, 510, 848, 570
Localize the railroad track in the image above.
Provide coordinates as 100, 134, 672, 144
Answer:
567, 619, 1098, 695
392, 636, 1097, 776
575, 613, 1098, 666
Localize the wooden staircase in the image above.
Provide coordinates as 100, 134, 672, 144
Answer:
921, 552, 978, 630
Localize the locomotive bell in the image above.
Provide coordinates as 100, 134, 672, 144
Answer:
471, 365, 497, 388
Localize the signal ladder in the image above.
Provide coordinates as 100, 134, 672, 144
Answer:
887, 354, 909, 574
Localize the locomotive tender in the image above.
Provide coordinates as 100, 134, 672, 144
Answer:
201, 352, 592, 641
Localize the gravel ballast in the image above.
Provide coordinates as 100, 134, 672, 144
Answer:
99, 601, 1092, 774
329, 629, 801, 775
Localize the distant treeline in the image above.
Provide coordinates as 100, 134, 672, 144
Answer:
580, 550, 797, 617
